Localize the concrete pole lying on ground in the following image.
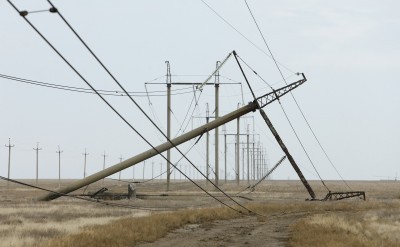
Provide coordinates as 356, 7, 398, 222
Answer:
38, 103, 257, 201
38, 76, 307, 201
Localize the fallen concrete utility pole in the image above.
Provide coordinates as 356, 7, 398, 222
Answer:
259, 108, 316, 199
232, 53, 317, 199
38, 75, 307, 201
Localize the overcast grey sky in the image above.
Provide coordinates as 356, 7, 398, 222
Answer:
1, 0, 399, 183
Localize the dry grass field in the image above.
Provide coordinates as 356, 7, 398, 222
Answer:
0, 178, 399, 246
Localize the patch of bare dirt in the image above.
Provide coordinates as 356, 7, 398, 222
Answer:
138, 212, 308, 247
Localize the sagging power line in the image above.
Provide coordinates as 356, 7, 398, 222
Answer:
243, 0, 351, 191
8, 1, 256, 215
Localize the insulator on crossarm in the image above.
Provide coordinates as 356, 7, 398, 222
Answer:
49, 7, 58, 13
19, 11, 28, 17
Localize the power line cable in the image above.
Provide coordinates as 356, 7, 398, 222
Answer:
243, 1, 351, 190
179, 86, 204, 136
174, 86, 202, 137
199, 0, 295, 74
244, 2, 327, 185
233, 50, 328, 198
278, 103, 330, 191
0, 175, 175, 211
173, 90, 196, 137
9, 1, 256, 215
0, 73, 195, 97
7, 1, 245, 214
236, 56, 275, 89
237, 53, 329, 191
144, 84, 167, 142
216, 74, 298, 97
171, 74, 210, 77
170, 109, 183, 126
112, 137, 200, 184
238, 57, 334, 181
48, 0, 256, 214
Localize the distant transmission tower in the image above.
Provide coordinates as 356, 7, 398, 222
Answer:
118, 155, 123, 182
151, 161, 154, 179
132, 160, 135, 182
101, 151, 107, 185
142, 160, 145, 180
5, 138, 14, 188
56, 145, 63, 188
33, 142, 42, 185
160, 162, 162, 180
82, 148, 89, 178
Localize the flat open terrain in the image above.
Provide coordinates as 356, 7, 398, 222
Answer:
0, 179, 399, 246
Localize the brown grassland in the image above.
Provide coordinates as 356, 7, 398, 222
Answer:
0, 179, 399, 246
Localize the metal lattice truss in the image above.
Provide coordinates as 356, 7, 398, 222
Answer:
323, 191, 366, 201
256, 73, 307, 109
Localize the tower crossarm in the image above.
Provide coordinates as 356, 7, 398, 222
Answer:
255, 73, 307, 109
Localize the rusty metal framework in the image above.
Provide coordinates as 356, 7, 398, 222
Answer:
38, 75, 308, 201
90, 187, 108, 198
256, 74, 307, 108
322, 191, 366, 201
233, 52, 366, 202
